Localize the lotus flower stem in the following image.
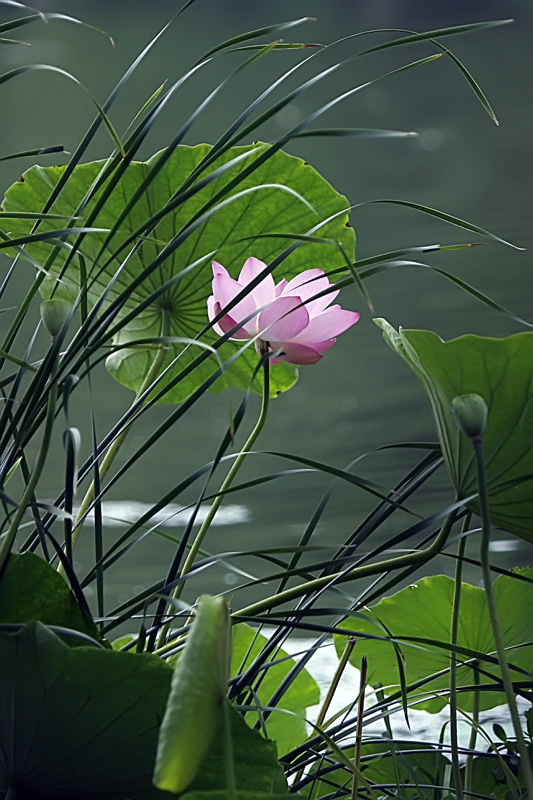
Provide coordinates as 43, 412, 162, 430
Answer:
450, 529, 467, 800
156, 352, 270, 648
464, 661, 480, 796
222, 700, 237, 800
351, 655, 367, 800
473, 438, 533, 798
58, 311, 171, 575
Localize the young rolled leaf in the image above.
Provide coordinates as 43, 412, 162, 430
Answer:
334, 570, 533, 713
154, 595, 231, 795
1, 144, 355, 400
375, 320, 533, 541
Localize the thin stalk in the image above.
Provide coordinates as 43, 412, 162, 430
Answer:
157, 355, 270, 647
450, 526, 468, 800
232, 507, 458, 620
59, 311, 171, 573
317, 637, 356, 730
464, 660, 479, 796
0, 382, 57, 573
293, 637, 356, 787
222, 701, 237, 800
351, 656, 367, 800
473, 438, 533, 798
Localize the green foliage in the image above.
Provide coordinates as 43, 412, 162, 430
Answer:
0, 621, 291, 799
304, 741, 451, 799
376, 320, 533, 540
231, 623, 320, 755
0, 5, 529, 799
461, 742, 533, 800
1, 144, 355, 401
180, 794, 294, 800
183, 705, 289, 798
0, 552, 103, 645
155, 596, 231, 795
334, 570, 533, 713
0, 622, 172, 799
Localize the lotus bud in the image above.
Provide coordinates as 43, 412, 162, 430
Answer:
40, 299, 73, 337
451, 393, 488, 439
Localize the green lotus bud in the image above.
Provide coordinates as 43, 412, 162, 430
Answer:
451, 393, 488, 439
40, 299, 73, 337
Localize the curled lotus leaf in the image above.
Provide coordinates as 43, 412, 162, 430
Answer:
376, 319, 533, 540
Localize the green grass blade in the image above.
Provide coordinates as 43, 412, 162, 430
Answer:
357, 20, 513, 57
362, 198, 523, 249
200, 17, 314, 60
0, 145, 65, 162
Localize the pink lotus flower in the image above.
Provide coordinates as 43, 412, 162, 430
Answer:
207, 257, 360, 365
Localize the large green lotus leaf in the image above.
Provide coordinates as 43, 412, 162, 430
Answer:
0, 621, 172, 798
0, 552, 103, 646
304, 741, 450, 799
334, 570, 533, 713
231, 623, 320, 756
376, 320, 533, 540
1, 145, 355, 401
